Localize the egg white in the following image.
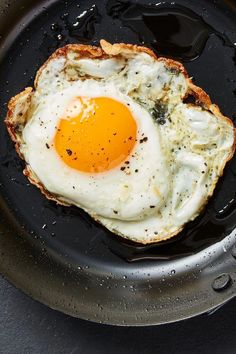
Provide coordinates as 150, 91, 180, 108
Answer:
99, 104, 234, 242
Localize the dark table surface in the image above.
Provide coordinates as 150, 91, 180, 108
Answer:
0, 276, 236, 354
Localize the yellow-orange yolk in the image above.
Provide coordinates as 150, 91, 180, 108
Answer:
54, 97, 137, 173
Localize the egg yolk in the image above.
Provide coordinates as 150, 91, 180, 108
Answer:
54, 97, 137, 173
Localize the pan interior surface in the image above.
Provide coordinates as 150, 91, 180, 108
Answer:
0, 0, 235, 325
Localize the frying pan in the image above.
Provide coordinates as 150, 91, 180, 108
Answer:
0, 0, 236, 326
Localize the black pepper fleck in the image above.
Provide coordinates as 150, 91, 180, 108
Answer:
140, 137, 148, 143
66, 149, 72, 156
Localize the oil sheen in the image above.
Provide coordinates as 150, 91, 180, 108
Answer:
106, 0, 235, 62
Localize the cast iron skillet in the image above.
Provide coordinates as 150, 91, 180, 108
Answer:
0, 0, 236, 326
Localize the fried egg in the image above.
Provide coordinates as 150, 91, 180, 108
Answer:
5, 40, 235, 244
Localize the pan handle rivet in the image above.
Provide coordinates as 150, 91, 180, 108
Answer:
212, 273, 232, 292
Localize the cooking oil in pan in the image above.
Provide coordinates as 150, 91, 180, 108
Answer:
107, 0, 236, 62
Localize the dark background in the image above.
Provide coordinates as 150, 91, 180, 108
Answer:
1, 275, 236, 354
